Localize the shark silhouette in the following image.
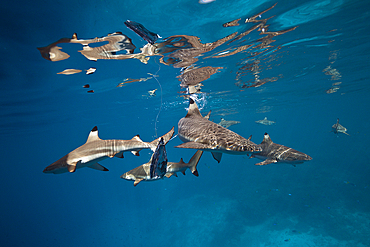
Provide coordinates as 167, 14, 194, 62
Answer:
43, 126, 174, 174
250, 133, 312, 166
218, 118, 240, 128
332, 118, 349, 136
255, 117, 275, 125
121, 150, 203, 186
175, 98, 261, 163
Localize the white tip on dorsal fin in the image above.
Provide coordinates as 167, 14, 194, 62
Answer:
131, 135, 143, 142
86, 126, 101, 143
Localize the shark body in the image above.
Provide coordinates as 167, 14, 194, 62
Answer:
121, 150, 203, 186
332, 118, 349, 136
255, 117, 275, 125
43, 126, 174, 174
175, 98, 261, 163
218, 118, 240, 128
251, 133, 312, 166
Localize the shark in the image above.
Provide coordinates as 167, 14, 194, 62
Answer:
250, 133, 312, 166
149, 138, 168, 179
255, 117, 275, 125
121, 150, 203, 186
43, 126, 174, 174
218, 118, 240, 128
332, 118, 349, 136
175, 98, 261, 163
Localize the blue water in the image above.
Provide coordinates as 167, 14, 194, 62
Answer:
1, 0, 370, 246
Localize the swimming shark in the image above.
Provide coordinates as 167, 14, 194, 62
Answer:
175, 98, 261, 163
218, 118, 240, 128
255, 117, 275, 125
332, 118, 349, 136
121, 150, 203, 186
250, 133, 312, 166
43, 126, 174, 174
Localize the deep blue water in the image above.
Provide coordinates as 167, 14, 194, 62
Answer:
1, 0, 370, 246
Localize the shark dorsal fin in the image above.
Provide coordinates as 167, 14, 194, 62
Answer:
262, 133, 273, 144
86, 126, 101, 143
204, 110, 211, 120
186, 98, 203, 118
131, 135, 143, 142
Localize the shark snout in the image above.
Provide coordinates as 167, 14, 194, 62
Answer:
120, 173, 134, 180
305, 154, 313, 161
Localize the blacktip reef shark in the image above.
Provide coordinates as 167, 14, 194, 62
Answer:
121, 150, 203, 186
250, 133, 312, 166
43, 126, 174, 174
332, 118, 350, 136
175, 98, 261, 163
255, 117, 275, 125
218, 118, 240, 128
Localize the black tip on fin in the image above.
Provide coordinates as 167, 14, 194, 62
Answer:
264, 132, 268, 135
193, 170, 199, 177
189, 97, 195, 104
92, 126, 98, 132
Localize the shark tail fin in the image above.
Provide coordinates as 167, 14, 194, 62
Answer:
148, 127, 175, 152
188, 150, 203, 177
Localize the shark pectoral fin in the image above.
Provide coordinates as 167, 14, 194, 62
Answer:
211, 152, 222, 163
134, 178, 144, 186
165, 173, 175, 178
131, 150, 140, 156
175, 142, 210, 150
67, 162, 79, 173
87, 163, 109, 171
189, 150, 202, 177
192, 169, 199, 177
115, 152, 124, 158
255, 159, 276, 166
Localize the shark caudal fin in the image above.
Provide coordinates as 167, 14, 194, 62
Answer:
148, 127, 175, 152
188, 150, 203, 176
